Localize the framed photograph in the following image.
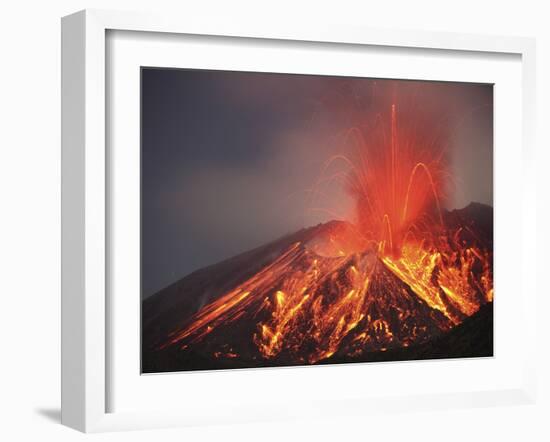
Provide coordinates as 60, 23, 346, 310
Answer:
61, 9, 537, 432
141, 68, 495, 373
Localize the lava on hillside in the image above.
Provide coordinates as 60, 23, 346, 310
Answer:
142, 103, 493, 373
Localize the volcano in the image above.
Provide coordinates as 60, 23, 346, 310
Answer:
142, 202, 493, 373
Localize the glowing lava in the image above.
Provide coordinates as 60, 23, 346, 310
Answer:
157, 104, 493, 366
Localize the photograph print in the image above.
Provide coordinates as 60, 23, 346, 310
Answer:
141, 68, 494, 373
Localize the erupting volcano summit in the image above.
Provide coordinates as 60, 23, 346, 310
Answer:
141, 89, 494, 372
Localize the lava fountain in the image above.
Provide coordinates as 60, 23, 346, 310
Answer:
313, 103, 449, 258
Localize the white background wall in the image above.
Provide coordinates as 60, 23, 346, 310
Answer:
0, 1, 547, 440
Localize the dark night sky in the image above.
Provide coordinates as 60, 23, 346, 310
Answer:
141, 68, 493, 298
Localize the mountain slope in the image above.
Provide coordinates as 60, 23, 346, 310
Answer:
142, 203, 493, 373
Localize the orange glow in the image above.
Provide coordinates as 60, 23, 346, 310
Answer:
159, 104, 493, 364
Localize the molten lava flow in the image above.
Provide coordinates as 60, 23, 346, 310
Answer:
158, 104, 493, 366
382, 234, 493, 325
163, 240, 455, 363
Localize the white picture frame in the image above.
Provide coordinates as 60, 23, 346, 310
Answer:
61, 9, 537, 433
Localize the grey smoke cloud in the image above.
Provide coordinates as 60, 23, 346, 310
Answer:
141, 68, 492, 298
